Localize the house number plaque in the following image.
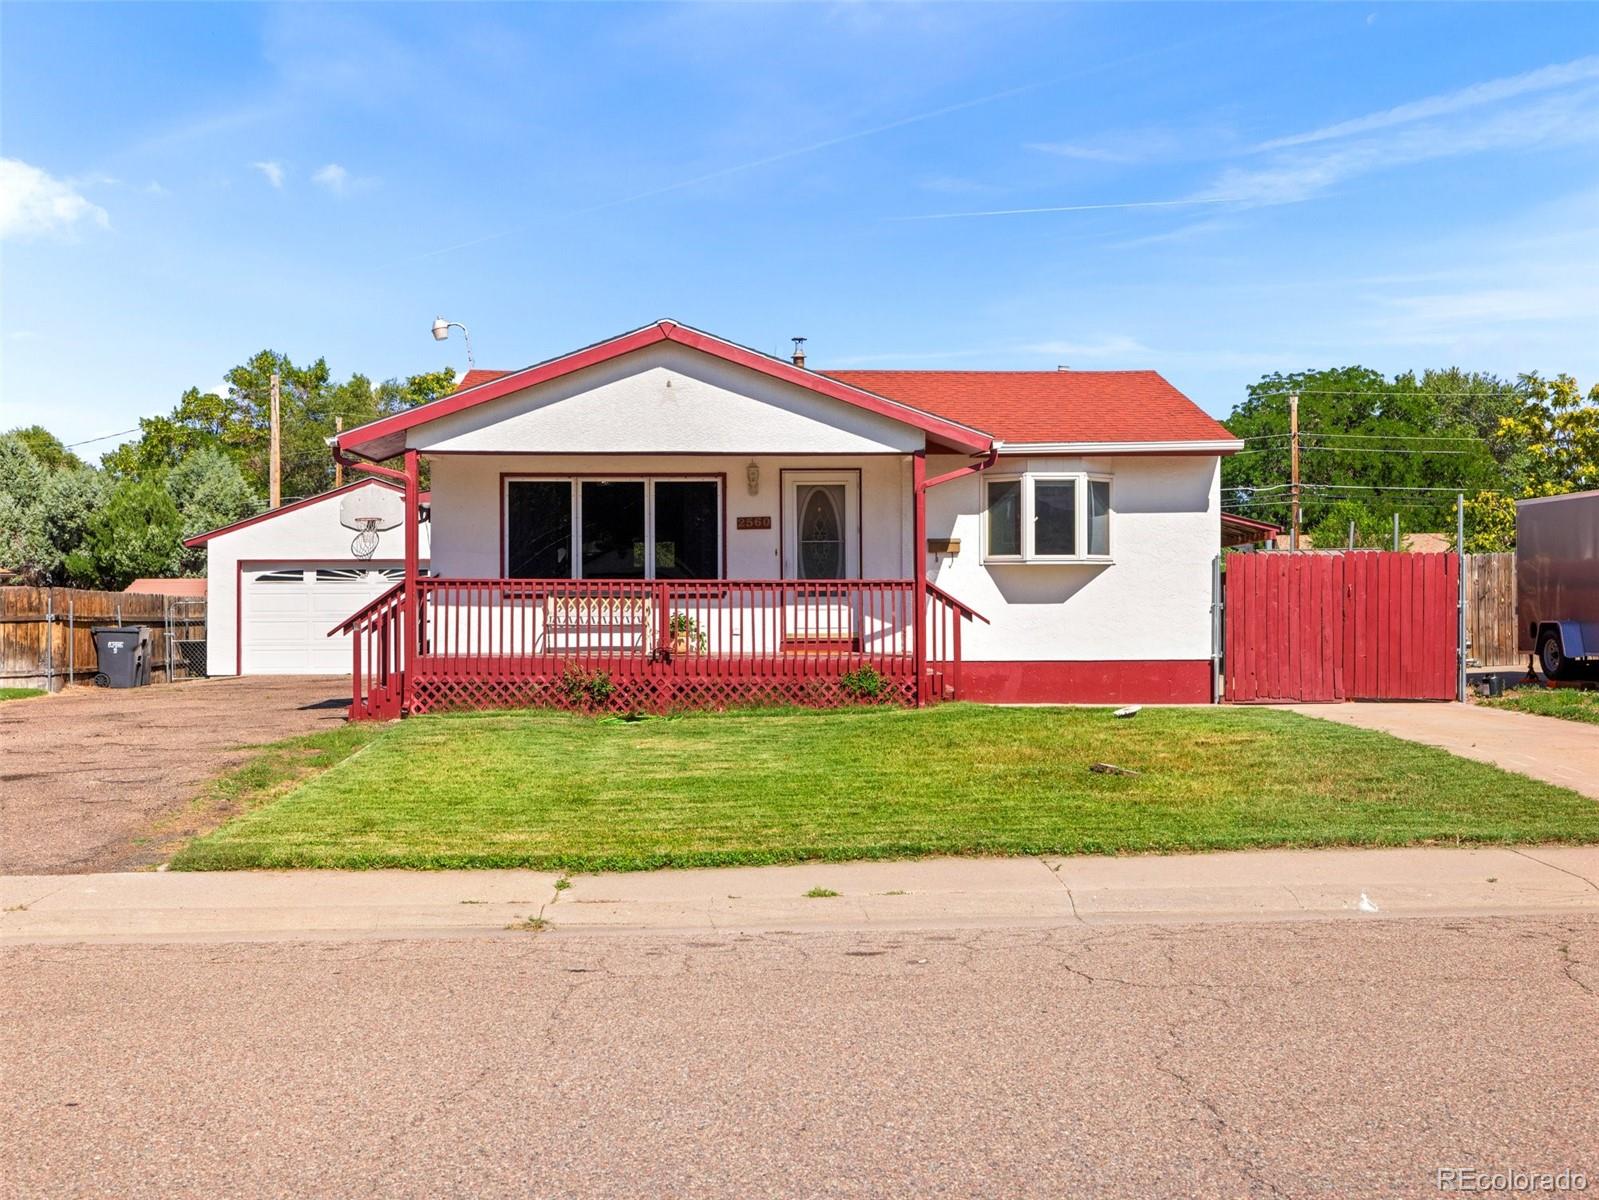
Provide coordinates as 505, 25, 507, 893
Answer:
736, 516, 773, 530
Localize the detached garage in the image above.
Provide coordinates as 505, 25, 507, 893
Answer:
185, 479, 431, 676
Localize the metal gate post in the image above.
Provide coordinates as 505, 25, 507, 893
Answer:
1456, 493, 1467, 702
1210, 554, 1223, 704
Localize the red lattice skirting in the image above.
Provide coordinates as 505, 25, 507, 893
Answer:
406, 654, 919, 715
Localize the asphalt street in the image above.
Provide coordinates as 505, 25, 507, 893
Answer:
5, 915, 1597, 1198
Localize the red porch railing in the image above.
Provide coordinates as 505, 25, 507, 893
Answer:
337, 577, 983, 718
333, 582, 407, 720
926, 580, 990, 702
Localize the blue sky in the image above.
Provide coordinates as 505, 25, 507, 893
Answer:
3, 2, 1597, 450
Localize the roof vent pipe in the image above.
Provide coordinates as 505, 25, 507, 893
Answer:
791, 337, 807, 369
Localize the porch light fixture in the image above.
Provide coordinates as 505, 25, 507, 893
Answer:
430, 316, 475, 371
746, 460, 760, 496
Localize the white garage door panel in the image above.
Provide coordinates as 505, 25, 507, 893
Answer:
242, 566, 403, 675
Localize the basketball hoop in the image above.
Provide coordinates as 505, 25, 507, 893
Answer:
338, 486, 405, 561
351, 518, 381, 560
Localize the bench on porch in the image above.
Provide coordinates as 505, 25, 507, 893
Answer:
541, 592, 657, 655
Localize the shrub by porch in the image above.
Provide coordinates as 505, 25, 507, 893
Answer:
171, 704, 1599, 871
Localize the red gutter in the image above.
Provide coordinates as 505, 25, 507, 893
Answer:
334, 447, 408, 484
918, 444, 1001, 494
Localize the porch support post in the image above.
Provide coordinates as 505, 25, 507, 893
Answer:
403, 448, 420, 711
912, 450, 927, 706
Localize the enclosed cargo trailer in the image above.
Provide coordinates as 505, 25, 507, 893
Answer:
1517, 489, 1599, 679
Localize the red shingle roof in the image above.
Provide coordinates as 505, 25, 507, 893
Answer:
824, 370, 1233, 446
457, 369, 511, 390
449, 361, 1233, 448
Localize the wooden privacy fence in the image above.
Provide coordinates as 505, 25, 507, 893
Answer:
0, 587, 206, 692
1223, 552, 1460, 703
1464, 552, 1518, 666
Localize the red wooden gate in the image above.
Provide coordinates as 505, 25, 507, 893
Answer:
1223, 552, 1459, 702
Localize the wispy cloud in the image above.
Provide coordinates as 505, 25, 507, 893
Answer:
1028, 142, 1139, 165
251, 160, 285, 189
1197, 83, 1599, 207
0, 158, 110, 239
895, 197, 1235, 221
1027, 127, 1194, 165
311, 163, 348, 193
1254, 54, 1599, 152
918, 174, 1002, 196
1185, 55, 1599, 209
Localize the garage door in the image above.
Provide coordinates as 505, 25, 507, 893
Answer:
241, 565, 404, 674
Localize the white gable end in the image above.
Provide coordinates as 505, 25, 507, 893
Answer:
411, 342, 925, 455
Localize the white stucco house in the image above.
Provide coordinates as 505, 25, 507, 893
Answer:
317, 319, 1240, 718
184, 479, 431, 675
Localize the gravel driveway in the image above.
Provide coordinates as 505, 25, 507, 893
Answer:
0, 677, 350, 874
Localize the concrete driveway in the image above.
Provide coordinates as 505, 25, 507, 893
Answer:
1287, 702, 1599, 800
0, 677, 349, 875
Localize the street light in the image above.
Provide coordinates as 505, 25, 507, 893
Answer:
431, 317, 474, 371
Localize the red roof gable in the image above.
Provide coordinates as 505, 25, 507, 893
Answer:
824, 370, 1234, 447
336, 321, 993, 461
449, 365, 1233, 450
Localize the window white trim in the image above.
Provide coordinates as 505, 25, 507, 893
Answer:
982, 471, 1113, 565
502, 476, 724, 580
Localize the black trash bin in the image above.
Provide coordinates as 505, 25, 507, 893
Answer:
93, 627, 151, 688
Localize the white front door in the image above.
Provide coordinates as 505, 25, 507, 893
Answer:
782, 472, 860, 580
240, 565, 404, 674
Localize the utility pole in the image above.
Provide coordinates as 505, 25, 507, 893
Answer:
1289, 392, 1300, 549
334, 416, 344, 488
269, 372, 282, 510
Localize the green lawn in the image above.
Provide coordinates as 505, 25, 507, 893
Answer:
171, 704, 1599, 872
1481, 687, 1599, 726
0, 687, 45, 701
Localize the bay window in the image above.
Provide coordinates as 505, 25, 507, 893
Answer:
505, 477, 722, 579
983, 473, 1112, 563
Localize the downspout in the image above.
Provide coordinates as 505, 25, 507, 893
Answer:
913, 441, 1001, 705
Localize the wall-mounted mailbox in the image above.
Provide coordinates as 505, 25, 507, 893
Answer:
927, 538, 961, 555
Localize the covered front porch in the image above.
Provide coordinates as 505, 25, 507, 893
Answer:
339, 573, 979, 718
327, 320, 996, 719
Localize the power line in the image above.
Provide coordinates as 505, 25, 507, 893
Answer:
1234, 438, 1483, 448
1250, 389, 1521, 400
65, 427, 141, 449
1227, 482, 1495, 494
1298, 438, 1483, 448
1303, 445, 1474, 456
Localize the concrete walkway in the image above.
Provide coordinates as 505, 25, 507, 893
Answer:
1287, 701, 1599, 799
5, 845, 1598, 943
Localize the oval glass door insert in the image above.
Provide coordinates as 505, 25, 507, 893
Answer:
797, 484, 845, 579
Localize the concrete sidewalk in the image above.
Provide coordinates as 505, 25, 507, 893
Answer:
4, 845, 1598, 943
1287, 701, 1599, 799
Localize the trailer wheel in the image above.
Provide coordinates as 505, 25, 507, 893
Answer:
1537, 629, 1574, 681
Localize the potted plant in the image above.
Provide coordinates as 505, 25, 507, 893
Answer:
668, 613, 707, 655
